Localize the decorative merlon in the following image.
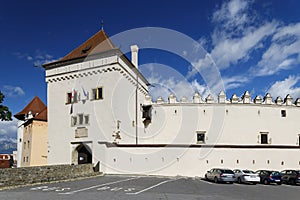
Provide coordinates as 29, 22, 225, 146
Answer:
168, 93, 177, 103
147, 91, 300, 107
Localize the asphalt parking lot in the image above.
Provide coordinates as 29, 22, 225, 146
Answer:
0, 175, 299, 200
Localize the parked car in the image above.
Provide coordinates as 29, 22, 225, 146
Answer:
205, 168, 236, 183
233, 169, 260, 184
280, 170, 300, 185
255, 170, 282, 185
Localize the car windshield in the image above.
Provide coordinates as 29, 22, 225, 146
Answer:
243, 170, 254, 174
221, 169, 234, 174
271, 171, 280, 176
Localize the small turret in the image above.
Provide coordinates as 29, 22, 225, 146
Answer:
263, 93, 273, 105
284, 94, 293, 106
168, 93, 177, 104
242, 91, 251, 104
230, 94, 239, 103
206, 94, 214, 104
218, 91, 226, 104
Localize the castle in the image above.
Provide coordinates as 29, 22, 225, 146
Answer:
40, 28, 300, 176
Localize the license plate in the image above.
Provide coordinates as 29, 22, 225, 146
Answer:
275, 180, 280, 182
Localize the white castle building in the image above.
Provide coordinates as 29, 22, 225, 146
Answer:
42, 29, 300, 177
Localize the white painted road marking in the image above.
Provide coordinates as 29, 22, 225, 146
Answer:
198, 179, 215, 185
60, 177, 140, 195
126, 178, 180, 195
30, 186, 70, 192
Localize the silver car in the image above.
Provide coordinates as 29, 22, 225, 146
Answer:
205, 168, 236, 183
233, 169, 260, 184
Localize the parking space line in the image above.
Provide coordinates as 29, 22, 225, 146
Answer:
60, 177, 140, 195
126, 178, 180, 195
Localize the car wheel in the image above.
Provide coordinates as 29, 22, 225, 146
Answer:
263, 179, 269, 185
238, 177, 242, 184
214, 177, 218, 183
205, 175, 208, 181
288, 179, 296, 185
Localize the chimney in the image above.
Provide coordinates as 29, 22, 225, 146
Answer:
130, 45, 139, 68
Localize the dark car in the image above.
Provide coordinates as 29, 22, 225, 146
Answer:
255, 170, 282, 185
281, 170, 300, 185
205, 168, 236, 183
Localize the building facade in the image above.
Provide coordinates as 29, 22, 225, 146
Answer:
43, 29, 300, 177
43, 30, 149, 166
15, 96, 48, 167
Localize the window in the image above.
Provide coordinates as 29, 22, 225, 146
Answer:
281, 110, 286, 117
92, 87, 103, 100
71, 114, 89, 127
66, 90, 78, 104
84, 115, 89, 125
298, 135, 300, 146
197, 131, 206, 143
24, 142, 26, 149
67, 92, 72, 104
142, 105, 152, 120
78, 114, 84, 125
71, 116, 77, 126
260, 133, 268, 144
28, 141, 30, 148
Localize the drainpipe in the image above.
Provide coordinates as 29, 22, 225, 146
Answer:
131, 45, 139, 145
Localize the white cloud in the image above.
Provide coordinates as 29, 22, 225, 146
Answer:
141, 63, 212, 102
185, 0, 300, 97
222, 75, 249, 90
267, 75, 300, 99
187, 0, 278, 92
0, 119, 18, 139
253, 23, 300, 76
212, 21, 278, 69
13, 50, 57, 67
212, 0, 252, 38
2, 85, 25, 97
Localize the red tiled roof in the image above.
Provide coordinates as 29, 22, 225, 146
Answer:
34, 107, 47, 121
59, 29, 115, 62
14, 96, 47, 121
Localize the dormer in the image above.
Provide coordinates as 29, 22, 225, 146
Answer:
230, 94, 239, 104
263, 93, 273, 105
193, 92, 203, 103
284, 94, 293, 106
275, 96, 283, 105
242, 91, 251, 104
218, 91, 226, 104
168, 93, 177, 104
254, 96, 262, 104
206, 94, 214, 104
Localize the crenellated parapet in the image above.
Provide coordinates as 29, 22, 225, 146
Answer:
144, 91, 300, 107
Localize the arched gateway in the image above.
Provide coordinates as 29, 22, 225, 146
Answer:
72, 143, 92, 165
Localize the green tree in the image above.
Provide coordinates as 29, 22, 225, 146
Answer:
0, 91, 12, 121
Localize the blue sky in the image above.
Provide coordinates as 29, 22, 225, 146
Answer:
1, 0, 300, 142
